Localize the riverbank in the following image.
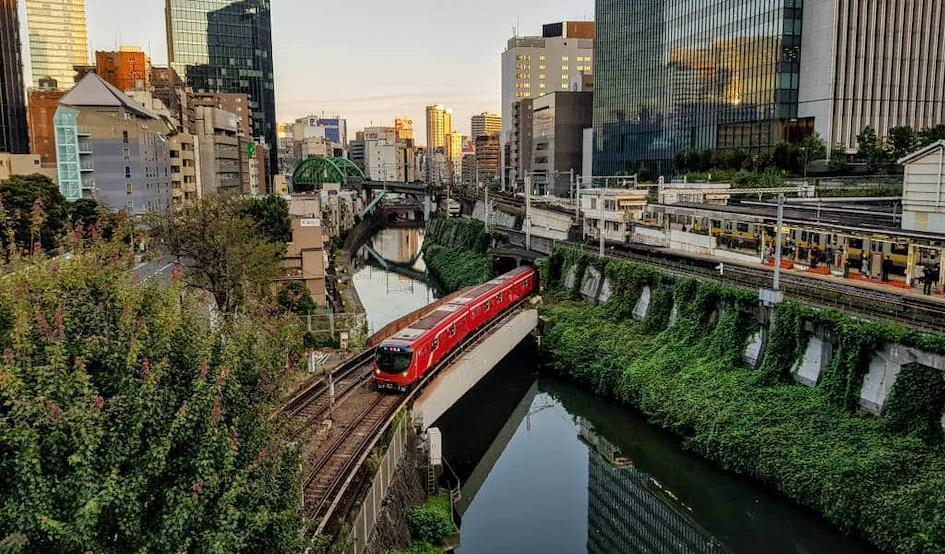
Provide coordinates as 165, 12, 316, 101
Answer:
422, 215, 491, 293
537, 247, 945, 553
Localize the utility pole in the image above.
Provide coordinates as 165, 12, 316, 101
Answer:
484, 178, 490, 233
525, 175, 532, 251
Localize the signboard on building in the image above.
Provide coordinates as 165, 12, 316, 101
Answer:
301, 218, 321, 227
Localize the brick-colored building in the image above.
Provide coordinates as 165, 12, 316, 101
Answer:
95, 47, 150, 91
27, 87, 66, 165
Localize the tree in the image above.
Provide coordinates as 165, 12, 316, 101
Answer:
278, 281, 318, 315
772, 142, 801, 173
888, 126, 918, 161
856, 126, 894, 173
800, 133, 828, 161
147, 195, 285, 314
242, 195, 292, 245
918, 125, 945, 148
0, 174, 69, 254
0, 239, 305, 552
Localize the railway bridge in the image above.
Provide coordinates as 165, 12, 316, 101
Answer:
283, 291, 540, 551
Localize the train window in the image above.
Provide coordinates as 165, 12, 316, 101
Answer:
737, 223, 749, 233
449, 324, 456, 337
498, 292, 504, 302
432, 338, 439, 351
485, 301, 491, 311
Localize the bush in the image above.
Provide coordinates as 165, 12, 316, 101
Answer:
422, 216, 493, 292
406, 496, 455, 545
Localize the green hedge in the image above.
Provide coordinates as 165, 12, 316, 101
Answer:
406, 495, 455, 546
539, 246, 945, 553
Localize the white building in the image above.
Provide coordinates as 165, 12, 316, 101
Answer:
500, 22, 594, 157
581, 188, 649, 243
364, 142, 399, 182
899, 140, 945, 234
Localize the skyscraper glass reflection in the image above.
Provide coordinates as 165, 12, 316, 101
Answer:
593, 0, 804, 174
166, 0, 276, 175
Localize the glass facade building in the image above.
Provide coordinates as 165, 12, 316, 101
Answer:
0, 0, 28, 153
166, 0, 276, 176
593, 0, 805, 174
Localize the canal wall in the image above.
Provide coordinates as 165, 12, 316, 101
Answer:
538, 245, 945, 554
422, 215, 493, 292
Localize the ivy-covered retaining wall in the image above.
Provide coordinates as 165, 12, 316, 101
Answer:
540, 246, 945, 554
422, 215, 492, 293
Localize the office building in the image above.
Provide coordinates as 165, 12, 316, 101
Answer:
0, 0, 28, 154
593, 0, 945, 175
532, 91, 592, 196
96, 47, 151, 92
191, 92, 252, 138
501, 22, 594, 168
799, 0, 945, 149
395, 117, 414, 142
25, 0, 89, 88
192, 105, 241, 195
505, 98, 534, 186
55, 74, 172, 213
445, 131, 463, 183
471, 112, 502, 139
166, 0, 276, 174
0, 153, 55, 180
474, 134, 500, 185
425, 104, 453, 151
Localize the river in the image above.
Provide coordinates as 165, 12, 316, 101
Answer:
353, 227, 879, 554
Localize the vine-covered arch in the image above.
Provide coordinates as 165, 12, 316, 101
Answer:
291, 156, 366, 191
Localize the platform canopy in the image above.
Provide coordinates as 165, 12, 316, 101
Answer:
291, 156, 365, 191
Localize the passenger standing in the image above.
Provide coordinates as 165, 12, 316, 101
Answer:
861, 256, 870, 277
881, 256, 892, 282
925, 265, 940, 295
915, 264, 926, 291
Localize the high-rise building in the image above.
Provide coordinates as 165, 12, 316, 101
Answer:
166, 0, 277, 176
192, 105, 242, 195
501, 22, 595, 169
425, 104, 453, 151
505, 98, 534, 186
532, 91, 593, 197
471, 112, 502, 139
191, 92, 252, 138
445, 131, 463, 183
799, 0, 945, 150
95, 47, 151, 92
474, 134, 500, 185
593, 0, 945, 175
25, 0, 89, 88
55, 74, 172, 213
395, 117, 414, 142
0, 0, 28, 153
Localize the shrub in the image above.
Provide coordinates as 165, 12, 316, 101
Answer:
407, 496, 455, 545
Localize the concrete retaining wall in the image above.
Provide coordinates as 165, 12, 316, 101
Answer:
860, 344, 945, 415
633, 286, 651, 321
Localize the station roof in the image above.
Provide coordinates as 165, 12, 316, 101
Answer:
652, 201, 945, 243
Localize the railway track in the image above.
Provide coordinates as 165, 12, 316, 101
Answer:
301, 302, 531, 537
282, 349, 376, 421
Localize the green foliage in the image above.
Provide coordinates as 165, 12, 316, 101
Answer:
242, 195, 292, 245
0, 240, 305, 552
857, 126, 895, 173
278, 281, 318, 315
539, 265, 945, 553
883, 364, 945, 443
423, 244, 491, 293
406, 496, 455, 546
422, 216, 493, 293
147, 194, 285, 314
0, 174, 69, 254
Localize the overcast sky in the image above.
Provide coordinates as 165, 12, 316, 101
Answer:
77, 0, 594, 145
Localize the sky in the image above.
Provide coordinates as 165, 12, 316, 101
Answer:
81, 0, 595, 146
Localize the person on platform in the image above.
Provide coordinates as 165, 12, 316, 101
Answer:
861, 256, 870, 277
915, 264, 926, 291
925, 265, 940, 295
881, 256, 893, 282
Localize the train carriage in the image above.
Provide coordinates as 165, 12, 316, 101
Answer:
374, 266, 538, 391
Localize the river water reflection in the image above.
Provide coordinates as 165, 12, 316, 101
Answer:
352, 227, 439, 335
436, 343, 879, 554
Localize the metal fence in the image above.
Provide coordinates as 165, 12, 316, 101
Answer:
347, 413, 411, 554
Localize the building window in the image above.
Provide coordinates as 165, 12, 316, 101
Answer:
124, 166, 131, 178
122, 131, 129, 143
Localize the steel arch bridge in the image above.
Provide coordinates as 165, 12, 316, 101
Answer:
292, 156, 366, 191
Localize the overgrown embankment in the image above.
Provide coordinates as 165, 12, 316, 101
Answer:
422, 215, 492, 292
538, 246, 945, 554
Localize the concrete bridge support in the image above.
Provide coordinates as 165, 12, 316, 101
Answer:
860, 345, 945, 415
414, 310, 539, 431
792, 324, 835, 387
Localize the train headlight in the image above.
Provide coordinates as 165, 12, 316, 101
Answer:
374, 369, 380, 375
402, 371, 409, 377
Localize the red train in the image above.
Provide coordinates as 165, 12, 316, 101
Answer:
374, 266, 539, 391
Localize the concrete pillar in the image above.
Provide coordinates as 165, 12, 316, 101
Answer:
581, 266, 604, 302
668, 303, 679, 327
744, 327, 768, 369
598, 277, 613, 304
793, 333, 833, 386
564, 266, 577, 291
632, 286, 651, 321
860, 345, 945, 415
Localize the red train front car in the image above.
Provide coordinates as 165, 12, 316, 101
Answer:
374, 266, 538, 391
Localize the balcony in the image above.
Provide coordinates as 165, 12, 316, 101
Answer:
77, 140, 93, 154
79, 160, 95, 172
77, 126, 91, 137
